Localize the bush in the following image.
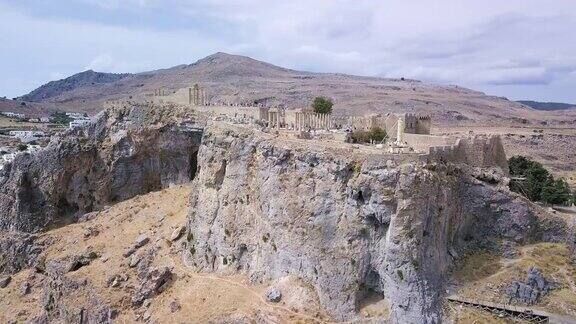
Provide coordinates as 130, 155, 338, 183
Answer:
542, 178, 572, 205
351, 127, 388, 144
49, 111, 73, 125
312, 97, 333, 114
508, 155, 573, 205
509, 156, 550, 202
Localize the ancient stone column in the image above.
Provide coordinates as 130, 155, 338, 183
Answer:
397, 117, 405, 144
277, 112, 281, 129
296, 113, 300, 131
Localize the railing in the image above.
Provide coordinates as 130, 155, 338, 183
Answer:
447, 296, 549, 323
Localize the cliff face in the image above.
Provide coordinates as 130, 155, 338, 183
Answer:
0, 104, 202, 232
184, 124, 562, 322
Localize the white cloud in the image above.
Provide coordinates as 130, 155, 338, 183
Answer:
1, 0, 576, 102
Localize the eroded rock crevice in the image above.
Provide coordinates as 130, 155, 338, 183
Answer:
184, 124, 566, 321
0, 104, 203, 232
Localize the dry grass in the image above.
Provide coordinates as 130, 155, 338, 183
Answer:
449, 242, 576, 321
0, 185, 329, 323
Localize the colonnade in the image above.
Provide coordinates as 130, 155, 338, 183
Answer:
153, 88, 167, 96
293, 112, 332, 131
268, 110, 281, 129
189, 84, 206, 106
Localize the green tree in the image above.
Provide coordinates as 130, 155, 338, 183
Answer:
312, 97, 333, 114
508, 155, 574, 205
542, 178, 572, 205
508, 156, 550, 201
49, 111, 73, 125
370, 127, 388, 142
351, 127, 388, 144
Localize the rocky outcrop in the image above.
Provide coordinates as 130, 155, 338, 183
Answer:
0, 103, 202, 232
506, 267, 553, 305
184, 124, 565, 322
0, 231, 47, 275
40, 257, 118, 323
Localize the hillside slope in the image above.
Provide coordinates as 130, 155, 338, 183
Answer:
19, 70, 132, 102
517, 100, 576, 111
16, 52, 575, 126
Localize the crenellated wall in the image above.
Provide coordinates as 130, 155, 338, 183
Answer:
427, 135, 509, 173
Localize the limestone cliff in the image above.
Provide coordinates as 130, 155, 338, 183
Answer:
0, 103, 202, 232
184, 124, 565, 322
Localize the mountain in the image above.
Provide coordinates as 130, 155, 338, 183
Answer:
13, 52, 576, 125
517, 100, 576, 111
19, 70, 132, 102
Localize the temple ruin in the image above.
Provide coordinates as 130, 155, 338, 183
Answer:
142, 83, 507, 171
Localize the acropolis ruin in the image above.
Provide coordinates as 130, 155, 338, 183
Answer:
145, 83, 508, 171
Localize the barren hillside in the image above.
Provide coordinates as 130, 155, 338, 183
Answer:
10, 52, 576, 127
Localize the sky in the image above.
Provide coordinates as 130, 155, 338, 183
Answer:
1, 0, 576, 103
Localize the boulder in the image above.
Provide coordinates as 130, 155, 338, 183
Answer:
170, 227, 185, 241
265, 287, 282, 303
0, 276, 11, 288
20, 282, 31, 295
170, 300, 181, 313
131, 267, 173, 306
134, 235, 150, 249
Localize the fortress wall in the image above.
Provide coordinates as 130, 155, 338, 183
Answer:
404, 114, 431, 135
404, 114, 419, 133
404, 134, 455, 152
416, 117, 432, 134
194, 105, 264, 120
427, 135, 508, 173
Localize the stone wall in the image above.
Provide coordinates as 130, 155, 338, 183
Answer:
404, 134, 455, 152
427, 135, 509, 173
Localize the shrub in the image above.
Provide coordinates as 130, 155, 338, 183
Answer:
351, 127, 388, 144
509, 156, 550, 202
49, 111, 73, 125
508, 155, 573, 205
312, 97, 333, 114
542, 178, 572, 205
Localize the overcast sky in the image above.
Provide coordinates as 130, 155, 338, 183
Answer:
1, 0, 575, 103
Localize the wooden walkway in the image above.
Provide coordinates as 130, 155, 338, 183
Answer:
447, 295, 576, 323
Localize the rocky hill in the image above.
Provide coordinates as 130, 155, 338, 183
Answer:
14, 52, 576, 126
1, 103, 572, 322
517, 100, 576, 111
19, 70, 132, 102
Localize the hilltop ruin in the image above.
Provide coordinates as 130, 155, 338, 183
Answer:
147, 83, 508, 173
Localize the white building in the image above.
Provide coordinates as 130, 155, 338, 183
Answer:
0, 153, 17, 171
69, 118, 91, 129
9, 130, 46, 142
66, 112, 87, 119
1, 112, 25, 118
